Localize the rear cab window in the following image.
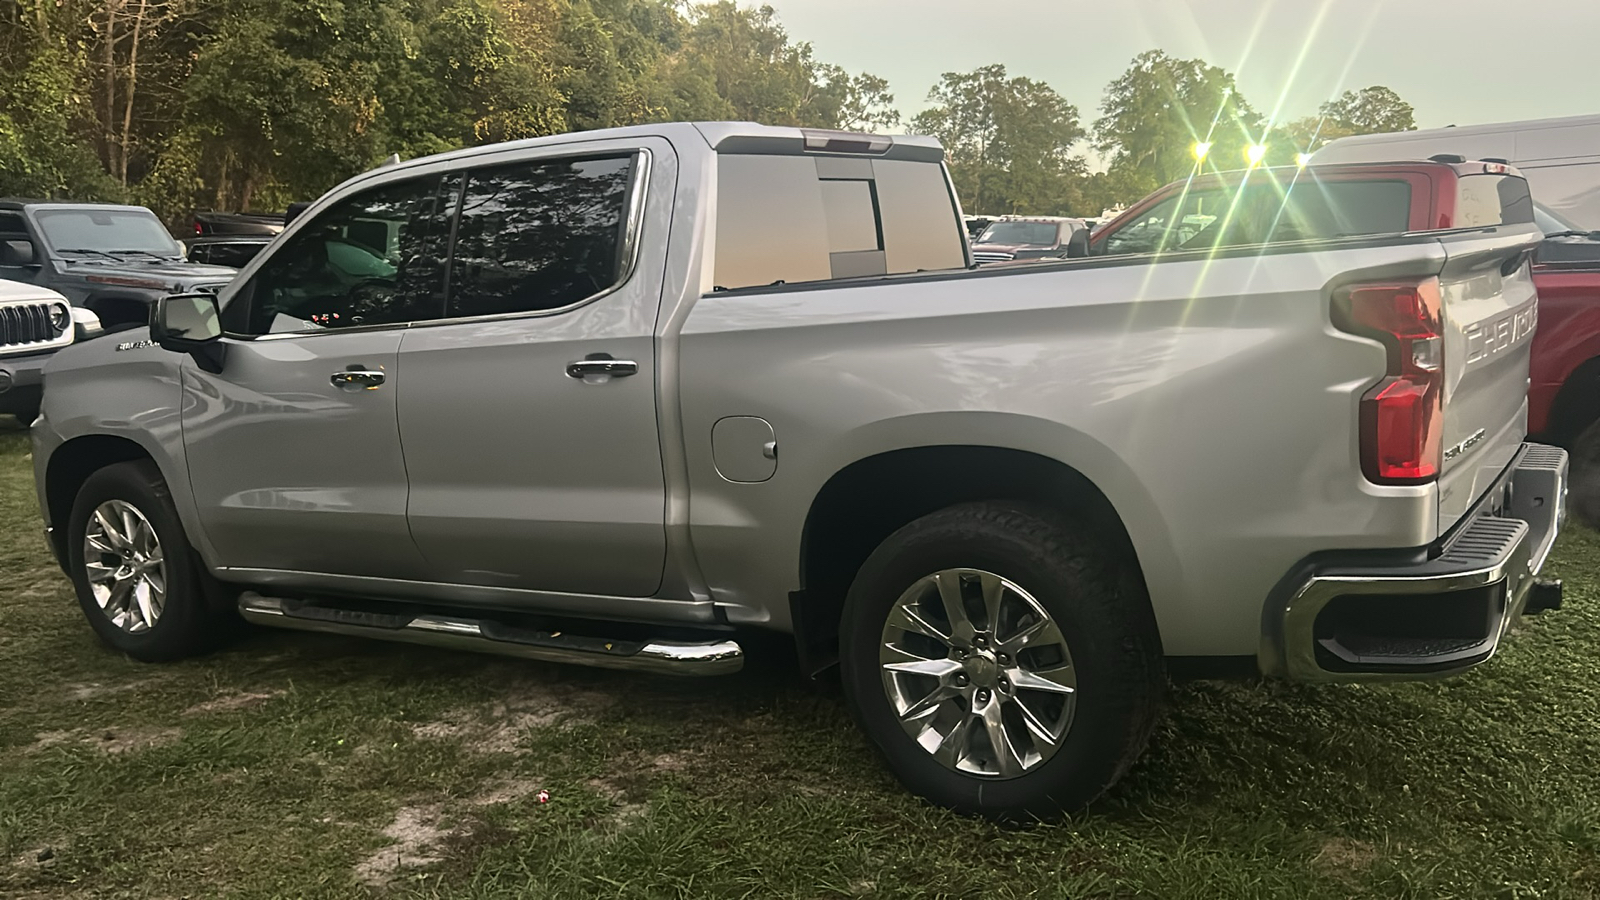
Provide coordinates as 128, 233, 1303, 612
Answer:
1454, 174, 1535, 228
712, 151, 966, 291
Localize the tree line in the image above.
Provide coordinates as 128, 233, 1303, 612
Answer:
0, 1, 1417, 224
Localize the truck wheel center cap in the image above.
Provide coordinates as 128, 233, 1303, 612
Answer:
964, 652, 998, 686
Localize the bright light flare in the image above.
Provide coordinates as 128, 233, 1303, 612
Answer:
1246, 144, 1268, 165
1296, 152, 1313, 168
1192, 142, 1212, 161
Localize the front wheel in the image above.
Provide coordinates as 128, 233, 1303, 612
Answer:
67, 460, 234, 661
840, 501, 1164, 820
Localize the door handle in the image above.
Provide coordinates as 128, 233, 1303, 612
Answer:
331, 369, 385, 389
566, 354, 639, 380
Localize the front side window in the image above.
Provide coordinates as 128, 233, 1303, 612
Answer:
446, 155, 634, 319
1098, 193, 1219, 256
34, 207, 182, 259
225, 175, 455, 335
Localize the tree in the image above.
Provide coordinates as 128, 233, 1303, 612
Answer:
1285, 85, 1417, 153
909, 64, 1086, 215
1093, 50, 1261, 202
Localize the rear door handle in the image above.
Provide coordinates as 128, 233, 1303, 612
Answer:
331, 369, 385, 389
566, 354, 639, 380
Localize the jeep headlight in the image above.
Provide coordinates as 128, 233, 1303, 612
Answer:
49, 303, 69, 332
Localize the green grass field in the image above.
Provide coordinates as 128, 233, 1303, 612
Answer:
4, 423, 1600, 898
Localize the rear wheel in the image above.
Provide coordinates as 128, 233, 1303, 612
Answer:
840, 501, 1164, 820
1568, 418, 1600, 527
67, 460, 234, 661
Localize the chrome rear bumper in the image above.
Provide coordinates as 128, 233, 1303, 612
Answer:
1263, 443, 1567, 682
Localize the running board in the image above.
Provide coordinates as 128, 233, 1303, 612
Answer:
237, 592, 743, 676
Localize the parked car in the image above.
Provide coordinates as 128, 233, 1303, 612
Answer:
183, 234, 274, 268
970, 215, 1089, 263
1311, 113, 1600, 229
0, 281, 97, 424
1525, 204, 1600, 522
963, 215, 996, 242
32, 123, 1564, 820
0, 201, 238, 330
190, 211, 284, 237
1089, 158, 1535, 257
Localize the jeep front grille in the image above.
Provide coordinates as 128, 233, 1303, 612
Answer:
0, 300, 72, 355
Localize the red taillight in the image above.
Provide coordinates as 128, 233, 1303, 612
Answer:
194, 221, 203, 234
1340, 279, 1444, 484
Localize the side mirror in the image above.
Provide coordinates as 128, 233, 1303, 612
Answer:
0, 239, 36, 267
1065, 228, 1090, 259
151, 292, 226, 373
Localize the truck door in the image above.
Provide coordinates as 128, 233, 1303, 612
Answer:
182, 172, 455, 580
396, 139, 674, 597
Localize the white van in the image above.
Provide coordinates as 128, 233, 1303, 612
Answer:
1312, 113, 1600, 228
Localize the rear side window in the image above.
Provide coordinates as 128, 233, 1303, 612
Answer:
713, 154, 965, 291
446, 155, 634, 319
1455, 174, 1534, 228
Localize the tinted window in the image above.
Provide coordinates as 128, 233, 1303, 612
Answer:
1535, 202, 1585, 235
191, 242, 265, 268
0, 212, 25, 236
713, 154, 966, 290
1456, 174, 1534, 228
446, 156, 633, 319
225, 175, 454, 335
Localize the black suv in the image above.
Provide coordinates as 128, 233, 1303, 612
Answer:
0, 200, 238, 330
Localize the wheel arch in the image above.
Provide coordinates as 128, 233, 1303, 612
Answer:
1542, 354, 1600, 446
45, 434, 159, 569
792, 424, 1178, 676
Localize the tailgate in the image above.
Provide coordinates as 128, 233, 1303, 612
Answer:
1436, 226, 1543, 531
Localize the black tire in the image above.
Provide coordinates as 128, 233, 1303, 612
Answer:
67, 460, 233, 662
1568, 419, 1600, 528
840, 501, 1164, 820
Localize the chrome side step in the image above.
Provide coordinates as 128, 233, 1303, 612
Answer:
237, 592, 743, 676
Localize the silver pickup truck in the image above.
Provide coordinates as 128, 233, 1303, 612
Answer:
30, 123, 1567, 818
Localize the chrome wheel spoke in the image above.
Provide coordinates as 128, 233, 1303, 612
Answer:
980, 700, 1026, 777
1012, 695, 1063, 746
933, 571, 976, 643
899, 684, 956, 722
979, 572, 1005, 633
1012, 664, 1077, 696
999, 614, 1064, 654
882, 657, 964, 679
885, 601, 951, 644
932, 714, 976, 769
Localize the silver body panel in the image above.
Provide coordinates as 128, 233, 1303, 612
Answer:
32, 122, 1547, 664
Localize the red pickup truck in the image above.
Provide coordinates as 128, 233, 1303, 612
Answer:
1091, 160, 1600, 522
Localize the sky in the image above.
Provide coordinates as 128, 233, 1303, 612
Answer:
768, 0, 1600, 137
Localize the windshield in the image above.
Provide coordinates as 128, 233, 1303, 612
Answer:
976, 221, 1059, 246
1535, 202, 1586, 236
34, 208, 182, 258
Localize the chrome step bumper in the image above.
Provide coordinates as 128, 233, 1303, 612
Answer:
1264, 443, 1568, 682
238, 593, 744, 676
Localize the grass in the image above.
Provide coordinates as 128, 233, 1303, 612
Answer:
3, 422, 1600, 899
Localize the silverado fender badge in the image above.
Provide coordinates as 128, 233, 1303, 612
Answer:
115, 339, 157, 352
1443, 428, 1487, 462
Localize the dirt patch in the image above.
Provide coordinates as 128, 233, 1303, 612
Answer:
412, 677, 613, 754
31, 726, 182, 755
470, 777, 542, 808
67, 679, 161, 701
1312, 836, 1379, 878
354, 805, 452, 888
184, 689, 286, 715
